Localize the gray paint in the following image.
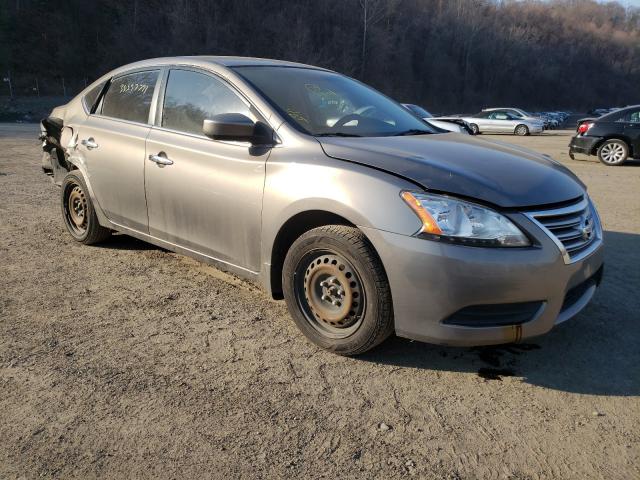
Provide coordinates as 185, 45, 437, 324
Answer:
43, 56, 604, 347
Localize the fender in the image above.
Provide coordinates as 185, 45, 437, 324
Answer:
64, 149, 114, 230
258, 149, 422, 295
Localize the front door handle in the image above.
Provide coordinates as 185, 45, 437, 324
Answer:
81, 138, 99, 150
148, 153, 174, 166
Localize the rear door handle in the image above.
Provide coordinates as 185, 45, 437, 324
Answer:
81, 138, 99, 150
148, 153, 173, 166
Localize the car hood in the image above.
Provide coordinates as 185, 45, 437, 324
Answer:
319, 133, 585, 208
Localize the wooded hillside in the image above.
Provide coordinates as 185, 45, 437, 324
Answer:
1, 0, 638, 111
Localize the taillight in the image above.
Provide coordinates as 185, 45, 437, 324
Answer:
578, 122, 593, 134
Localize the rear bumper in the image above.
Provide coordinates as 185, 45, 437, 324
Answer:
361, 214, 604, 347
569, 135, 602, 156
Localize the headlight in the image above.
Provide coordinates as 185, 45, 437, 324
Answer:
401, 191, 530, 247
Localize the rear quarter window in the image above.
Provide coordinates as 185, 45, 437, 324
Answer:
82, 82, 106, 113
101, 70, 159, 124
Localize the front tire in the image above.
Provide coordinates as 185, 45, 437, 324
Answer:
597, 139, 628, 166
515, 124, 529, 136
282, 225, 393, 355
61, 172, 111, 244
469, 123, 480, 135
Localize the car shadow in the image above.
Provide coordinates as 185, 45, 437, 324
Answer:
91, 229, 638, 396
358, 230, 640, 396
97, 233, 162, 251
570, 157, 640, 167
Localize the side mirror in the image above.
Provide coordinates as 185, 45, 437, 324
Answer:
203, 113, 256, 142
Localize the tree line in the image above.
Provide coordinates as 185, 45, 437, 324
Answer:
1, 0, 638, 112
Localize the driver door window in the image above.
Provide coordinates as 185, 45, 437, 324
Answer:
617, 110, 640, 124
162, 69, 252, 135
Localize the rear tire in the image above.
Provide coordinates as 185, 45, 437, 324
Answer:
515, 124, 529, 136
282, 225, 393, 356
469, 123, 480, 135
597, 139, 628, 166
61, 172, 111, 245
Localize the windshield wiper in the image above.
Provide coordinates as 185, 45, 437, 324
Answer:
392, 129, 432, 136
315, 132, 362, 137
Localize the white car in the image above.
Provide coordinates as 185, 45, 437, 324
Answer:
402, 104, 470, 134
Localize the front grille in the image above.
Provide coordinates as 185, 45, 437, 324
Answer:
525, 197, 601, 264
443, 301, 544, 327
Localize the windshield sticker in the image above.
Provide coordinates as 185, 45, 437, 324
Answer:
286, 107, 309, 125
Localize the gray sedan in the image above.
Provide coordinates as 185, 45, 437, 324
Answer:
40, 57, 603, 355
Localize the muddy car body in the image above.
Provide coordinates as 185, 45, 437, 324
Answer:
41, 57, 604, 355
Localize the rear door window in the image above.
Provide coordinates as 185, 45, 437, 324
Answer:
101, 70, 159, 124
161, 69, 251, 136
617, 109, 640, 123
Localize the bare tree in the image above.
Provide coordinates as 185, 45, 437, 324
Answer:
358, 0, 392, 75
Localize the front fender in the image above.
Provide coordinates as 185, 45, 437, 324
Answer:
260, 149, 422, 290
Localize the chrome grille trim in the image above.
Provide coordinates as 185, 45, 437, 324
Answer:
523, 197, 602, 265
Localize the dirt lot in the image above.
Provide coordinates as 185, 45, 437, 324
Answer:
1, 124, 638, 479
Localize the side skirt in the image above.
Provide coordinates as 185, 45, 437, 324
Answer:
107, 221, 262, 286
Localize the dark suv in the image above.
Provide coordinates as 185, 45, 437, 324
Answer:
569, 105, 640, 166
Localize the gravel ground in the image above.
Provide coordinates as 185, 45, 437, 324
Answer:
1, 124, 638, 479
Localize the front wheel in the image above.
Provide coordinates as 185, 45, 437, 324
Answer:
469, 123, 480, 135
515, 124, 529, 136
282, 225, 393, 355
61, 172, 111, 244
597, 139, 628, 166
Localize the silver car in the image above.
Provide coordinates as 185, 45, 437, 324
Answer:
451, 110, 545, 135
40, 57, 603, 355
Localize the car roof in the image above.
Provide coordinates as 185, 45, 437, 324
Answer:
482, 107, 521, 112
598, 104, 640, 120
109, 56, 329, 73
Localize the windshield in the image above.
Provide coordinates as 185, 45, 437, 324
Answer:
405, 104, 432, 118
233, 66, 434, 137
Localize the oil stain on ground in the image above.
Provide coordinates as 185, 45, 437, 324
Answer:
473, 343, 541, 380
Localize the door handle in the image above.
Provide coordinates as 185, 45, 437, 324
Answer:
148, 153, 174, 166
81, 138, 99, 150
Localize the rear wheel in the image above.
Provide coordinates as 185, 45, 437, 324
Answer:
515, 124, 529, 136
597, 139, 628, 166
61, 172, 111, 244
282, 225, 393, 355
469, 123, 480, 135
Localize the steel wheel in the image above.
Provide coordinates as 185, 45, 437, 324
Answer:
64, 183, 88, 235
599, 141, 627, 165
295, 250, 366, 339
60, 172, 111, 244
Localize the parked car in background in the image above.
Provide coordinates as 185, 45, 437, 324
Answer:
535, 113, 557, 129
482, 107, 547, 128
402, 104, 471, 134
570, 105, 640, 166
39, 56, 603, 355
448, 110, 544, 135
